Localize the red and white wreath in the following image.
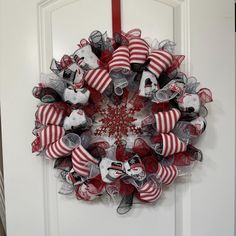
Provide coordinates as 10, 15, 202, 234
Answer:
32, 29, 212, 214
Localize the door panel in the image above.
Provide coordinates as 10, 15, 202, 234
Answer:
121, 0, 174, 40
51, 0, 112, 60
189, 1, 235, 235
48, 1, 177, 236
0, 0, 234, 236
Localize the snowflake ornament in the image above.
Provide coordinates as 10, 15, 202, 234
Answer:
94, 103, 142, 145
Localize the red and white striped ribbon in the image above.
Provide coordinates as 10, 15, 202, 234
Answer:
83, 69, 112, 93
40, 125, 65, 150
137, 178, 162, 203
109, 46, 130, 72
155, 108, 181, 133
36, 104, 64, 126
161, 132, 187, 157
46, 137, 74, 158
72, 145, 98, 177
147, 50, 173, 77
156, 163, 178, 185
128, 37, 149, 64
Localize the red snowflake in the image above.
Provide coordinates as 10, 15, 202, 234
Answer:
94, 103, 142, 145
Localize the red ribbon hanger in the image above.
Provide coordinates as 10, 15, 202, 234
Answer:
112, 0, 121, 36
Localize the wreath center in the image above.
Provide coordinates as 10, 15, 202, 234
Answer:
94, 91, 146, 145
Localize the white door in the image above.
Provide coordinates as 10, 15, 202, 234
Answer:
0, 0, 235, 236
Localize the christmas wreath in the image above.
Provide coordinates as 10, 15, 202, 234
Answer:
32, 29, 212, 214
